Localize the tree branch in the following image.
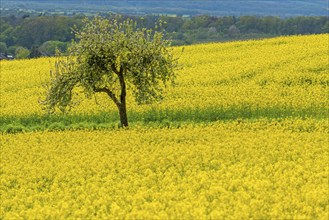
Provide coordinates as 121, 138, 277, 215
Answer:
110, 63, 126, 104
93, 87, 121, 107
111, 63, 120, 75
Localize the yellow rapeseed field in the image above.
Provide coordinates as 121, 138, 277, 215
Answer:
1, 34, 328, 116
1, 121, 328, 219
1, 34, 329, 219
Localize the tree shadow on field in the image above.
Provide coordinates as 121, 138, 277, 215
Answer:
0, 106, 325, 133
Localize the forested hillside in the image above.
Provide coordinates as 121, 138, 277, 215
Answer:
2, 0, 328, 17
1, 14, 328, 59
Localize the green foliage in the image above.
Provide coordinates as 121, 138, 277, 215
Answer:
1, 106, 327, 133
0, 20, 14, 45
15, 46, 30, 59
0, 42, 8, 54
3, 124, 26, 134
1, 14, 328, 56
29, 45, 42, 58
7, 46, 18, 55
13, 16, 82, 48
42, 15, 178, 127
71, 15, 177, 103
39, 41, 69, 56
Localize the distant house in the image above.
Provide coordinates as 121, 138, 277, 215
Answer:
0, 54, 14, 60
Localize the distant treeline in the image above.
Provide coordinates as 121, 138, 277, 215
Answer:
3, 0, 328, 17
0, 14, 328, 59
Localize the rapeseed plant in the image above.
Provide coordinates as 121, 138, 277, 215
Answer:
1, 121, 328, 219
1, 34, 328, 218
0, 34, 328, 120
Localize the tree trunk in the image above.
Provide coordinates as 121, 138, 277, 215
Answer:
92, 86, 128, 127
118, 103, 128, 128
118, 70, 128, 128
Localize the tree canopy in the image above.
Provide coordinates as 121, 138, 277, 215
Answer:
42, 15, 178, 127
1, 14, 328, 57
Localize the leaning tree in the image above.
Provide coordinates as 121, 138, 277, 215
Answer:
42, 15, 178, 127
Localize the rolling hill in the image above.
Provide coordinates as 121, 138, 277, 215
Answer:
2, 0, 328, 17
